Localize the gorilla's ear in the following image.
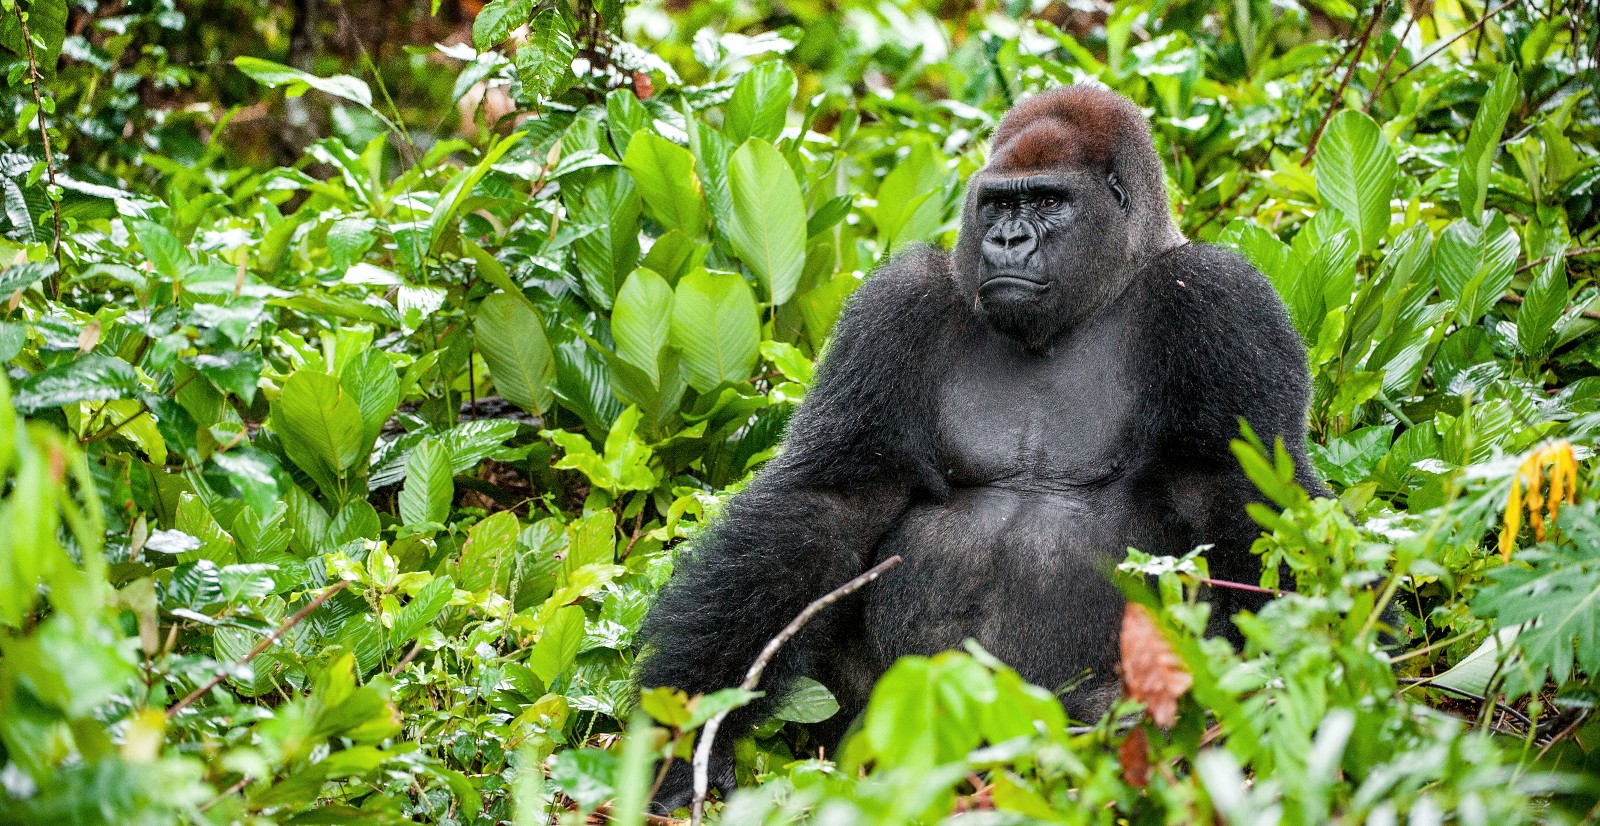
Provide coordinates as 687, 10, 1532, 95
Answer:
1108, 173, 1130, 213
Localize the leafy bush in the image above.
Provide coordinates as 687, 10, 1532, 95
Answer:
1, 0, 1598, 822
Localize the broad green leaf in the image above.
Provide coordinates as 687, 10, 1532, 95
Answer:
398, 438, 452, 527
0, 0, 66, 72
606, 88, 650, 157
727, 139, 805, 305
391, 576, 454, 647
771, 676, 840, 723
1460, 66, 1518, 225
1314, 110, 1396, 255
471, 0, 534, 49
1518, 249, 1568, 358
1435, 215, 1519, 325
476, 291, 556, 415
621, 133, 708, 236
234, 56, 374, 110
339, 350, 400, 449
513, 7, 576, 100
612, 268, 675, 383
529, 605, 585, 684
12, 355, 138, 415
670, 269, 760, 392
875, 141, 950, 251
457, 510, 519, 593
569, 168, 641, 310
427, 130, 526, 255
273, 371, 365, 496
724, 61, 797, 144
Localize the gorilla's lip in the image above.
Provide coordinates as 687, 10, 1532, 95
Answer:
979, 274, 1052, 294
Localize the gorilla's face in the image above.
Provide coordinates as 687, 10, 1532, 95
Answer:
956, 165, 1134, 349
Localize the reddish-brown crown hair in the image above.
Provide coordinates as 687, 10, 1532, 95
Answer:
987, 86, 1143, 172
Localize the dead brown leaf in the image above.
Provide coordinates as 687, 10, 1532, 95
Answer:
1119, 726, 1151, 788
1118, 603, 1192, 729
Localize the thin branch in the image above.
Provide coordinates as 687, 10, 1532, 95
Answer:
199, 775, 253, 812
1398, 677, 1534, 729
12, 0, 64, 280
689, 555, 904, 826
389, 640, 424, 678
1303, 0, 1387, 166
1393, 0, 1520, 81
166, 580, 350, 718
1364, 12, 1416, 112
1537, 709, 1590, 759
1517, 245, 1600, 275
1496, 293, 1600, 322
1193, 576, 1278, 595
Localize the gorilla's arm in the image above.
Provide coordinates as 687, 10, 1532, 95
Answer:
636, 247, 955, 799
1137, 243, 1331, 618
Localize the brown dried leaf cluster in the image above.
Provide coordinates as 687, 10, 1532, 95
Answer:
1118, 603, 1192, 729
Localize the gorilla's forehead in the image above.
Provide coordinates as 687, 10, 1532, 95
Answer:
990, 119, 1109, 172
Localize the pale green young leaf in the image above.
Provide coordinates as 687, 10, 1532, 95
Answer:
611, 268, 675, 383
274, 370, 365, 482
621, 133, 708, 236
724, 61, 797, 144
727, 139, 805, 305
1314, 110, 1396, 255
670, 268, 761, 392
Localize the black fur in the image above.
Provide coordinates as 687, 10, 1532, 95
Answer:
635, 87, 1327, 811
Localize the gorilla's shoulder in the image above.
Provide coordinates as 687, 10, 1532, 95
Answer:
1135, 242, 1297, 344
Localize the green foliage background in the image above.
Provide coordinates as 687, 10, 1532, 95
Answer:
0, 0, 1598, 822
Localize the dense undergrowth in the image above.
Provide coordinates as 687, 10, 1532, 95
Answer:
1, 0, 1599, 822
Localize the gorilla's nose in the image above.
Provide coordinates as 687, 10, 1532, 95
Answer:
983, 223, 1037, 267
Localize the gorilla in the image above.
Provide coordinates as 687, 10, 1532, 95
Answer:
637, 86, 1327, 805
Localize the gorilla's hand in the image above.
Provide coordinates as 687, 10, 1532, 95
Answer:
649, 755, 736, 816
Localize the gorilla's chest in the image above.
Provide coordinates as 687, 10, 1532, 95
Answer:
936, 329, 1140, 490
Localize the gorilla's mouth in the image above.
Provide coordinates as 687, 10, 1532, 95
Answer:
978, 273, 1052, 301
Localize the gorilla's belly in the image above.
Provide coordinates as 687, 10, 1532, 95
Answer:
854, 483, 1146, 715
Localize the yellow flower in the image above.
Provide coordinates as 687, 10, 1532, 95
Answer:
1499, 441, 1579, 561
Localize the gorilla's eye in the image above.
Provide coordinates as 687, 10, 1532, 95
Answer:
1036, 195, 1059, 209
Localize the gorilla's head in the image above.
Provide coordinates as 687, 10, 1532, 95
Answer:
953, 87, 1184, 350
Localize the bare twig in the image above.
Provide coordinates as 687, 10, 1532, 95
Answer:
1193, 576, 1279, 595
1364, 12, 1417, 111
1303, 0, 1387, 166
1517, 245, 1600, 275
1496, 293, 1600, 321
689, 555, 904, 826
199, 775, 253, 812
1393, 0, 1520, 81
12, 1, 64, 279
389, 640, 424, 678
1398, 677, 1535, 729
1537, 709, 1590, 759
167, 580, 350, 718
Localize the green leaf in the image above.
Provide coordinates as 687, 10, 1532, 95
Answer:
471, 0, 534, 49
513, 7, 576, 100
0, 0, 67, 72
569, 168, 642, 310
875, 140, 950, 252
476, 291, 556, 415
727, 139, 806, 305
456, 510, 520, 593
392, 576, 454, 647
1435, 214, 1519, 325
1460, 66, 1518, 225
724, 61, 797, 144
612, 268, 675, 383
339, 350, 399, 450
234, 56, 375, 111
13, 355, 139, 415
1314, 110, 1396, 255
529, 605, 585, 684
273, 370, 365, 488
771, 676, 840, 723
399, 438, 452, 527
670, 269, 761, 392
621, 133, 708, 236
1518, 249, 1568, 359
